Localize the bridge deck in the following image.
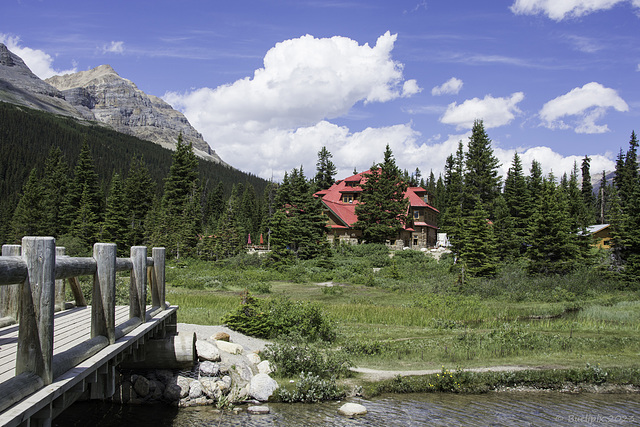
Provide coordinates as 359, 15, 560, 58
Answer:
0, 306, 132, 383
0, 305, 177, 427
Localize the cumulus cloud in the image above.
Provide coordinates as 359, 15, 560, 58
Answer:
102, 41, 125, 54
431, 77, 463, 96
439, 92, 525, 130
510, 0, 640, 20
539, 82, 628, 134
164, 32, 421, 178
0, 34, 77, 79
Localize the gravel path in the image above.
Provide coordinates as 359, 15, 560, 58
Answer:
177, 323, 271, 353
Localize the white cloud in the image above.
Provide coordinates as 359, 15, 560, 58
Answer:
439, 92, 525, 130
539, 82, 628, 134
0, 34, 77, 79
510, 0, 640, 20
102, 41, 125, 54
431, 77, 463, 96
163, 32, 421, 179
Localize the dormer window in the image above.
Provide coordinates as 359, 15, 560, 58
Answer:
413, 210, 420, 220
343, 194, 354, 203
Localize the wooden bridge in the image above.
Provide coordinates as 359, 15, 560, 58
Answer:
0, 237, 179, 427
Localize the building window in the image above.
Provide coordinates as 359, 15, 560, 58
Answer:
413, 210, 420, 220
342, 194, 354, 203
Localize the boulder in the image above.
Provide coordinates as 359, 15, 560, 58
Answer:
247, 352, 261, 365
247, 405, 270, 415
163, 383, 182, 402
199, 361, 220, 377
176, 375, 191, 399
249, 373, 278, 402
200, 377, 222, 399
215, 340, 243, 355
211, 332, 230, 341
257, 360, 273, 375
133, 376, 150, 397
196, 340, 221, 361
338, 403, 367, 417
189, 380, 204, 400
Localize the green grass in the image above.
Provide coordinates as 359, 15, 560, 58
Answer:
164, 247, 640, 373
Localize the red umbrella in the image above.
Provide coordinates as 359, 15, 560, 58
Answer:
247, 233, 252, 245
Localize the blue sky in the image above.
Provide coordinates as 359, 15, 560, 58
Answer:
2, 0, 639, 181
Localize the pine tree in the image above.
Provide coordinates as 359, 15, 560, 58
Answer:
526, 160, 543, 219
440, 142, 465, 253
314, 146, 337, 190
102, 173, 130, 254
354, 145, 408, 244
463, 120, 501, 218
527, 175, 578, 275
595, 171, 610, 224
214, 196, 243, 259
11, 168, 45, 241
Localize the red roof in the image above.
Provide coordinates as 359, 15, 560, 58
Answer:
314, 171, 439, 231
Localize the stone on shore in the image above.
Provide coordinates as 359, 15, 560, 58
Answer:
257, 360, 273, 375
199, 360, 220, 377
247, 352, 261, 365
196, 340, 221, 361
338, 403, 367, 417
249, 373, 279, 402
247, 405, 270, 414
215, 340, 243, 355
212, 332, 230, 341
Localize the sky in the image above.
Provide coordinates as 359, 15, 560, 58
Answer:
2, 0, 639, 182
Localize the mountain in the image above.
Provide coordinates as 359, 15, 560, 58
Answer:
0, 43, 225, 165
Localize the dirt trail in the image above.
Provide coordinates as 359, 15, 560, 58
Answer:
351, 365, 542, 381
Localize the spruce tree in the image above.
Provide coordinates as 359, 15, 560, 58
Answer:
581, 155, 596, 225
314, 146, 337, 190
463, 120, 501, 218
461, 198, 499, 277
595, 171, 610, 224
41, 147, 70, 237
11, 168, 45, 241
501, 152, 529, 259
123, 157, 155, 246
527, 175, 577, 275
102, 173, 130, 254
354, 145, 408, 244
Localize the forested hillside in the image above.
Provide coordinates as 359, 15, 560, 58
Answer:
0, 101, 269, 248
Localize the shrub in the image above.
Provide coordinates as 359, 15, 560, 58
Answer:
272, 372, 346, 403
222, 292, 337, 341
263, 341, 353, 379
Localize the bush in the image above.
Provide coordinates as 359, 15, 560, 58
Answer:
263, 340, 352, 379
222, 292, 337, 341
272, 372, 346, 403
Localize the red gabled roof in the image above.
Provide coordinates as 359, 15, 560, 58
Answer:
314, 171, 439, 230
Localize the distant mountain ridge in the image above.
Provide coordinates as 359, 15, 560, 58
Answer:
0, 43, 225, 165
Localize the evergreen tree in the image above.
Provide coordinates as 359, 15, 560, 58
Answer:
463, 120, 501, 217
11, 168, 45, 240
526, 160, 543, 218
123, 157, 155, 246
41, 147, 70, 237
314, 146, 337, 190
102, 173, 130, 254
501, 152, 529, 259
595, 171, 610, 224
153, 134, 201, 259
214, 195, 244, 259
66, 139, 102, 245
581, 155, 596, 225
240, 183, 260, 240
354, 145, 408, 244
527, 175, 578, 275
202, 181, 225, 230
440, 142, 465, 252
461, 198, 499, 277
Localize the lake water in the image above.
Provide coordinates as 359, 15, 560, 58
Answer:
55, 392, 640, 426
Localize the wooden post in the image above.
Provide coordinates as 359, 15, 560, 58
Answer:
17, 236, 56, 385
151, 247, 165, 309
1, 244, 21, 321
130, 246, 147, 320
91, 243, 116, 344
55, 247, 66, 311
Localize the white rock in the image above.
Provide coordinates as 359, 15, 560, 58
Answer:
247, 352, 261, 365
247, 405, 270, 414
338, 403, 367, 417
257, 360, 273, 375
189, 380, 203, 400
249, 373, 279, 402
196, 340, 221, 361
199, 361, 220, 377
215, 340, 244, 355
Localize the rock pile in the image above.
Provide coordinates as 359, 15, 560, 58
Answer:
112, 333, 278, 407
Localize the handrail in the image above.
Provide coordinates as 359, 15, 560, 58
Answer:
0, 237, 166, 390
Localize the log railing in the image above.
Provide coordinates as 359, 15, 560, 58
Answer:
0, 236, 167, 412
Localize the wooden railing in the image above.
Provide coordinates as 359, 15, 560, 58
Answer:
0, 236, 167, 412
